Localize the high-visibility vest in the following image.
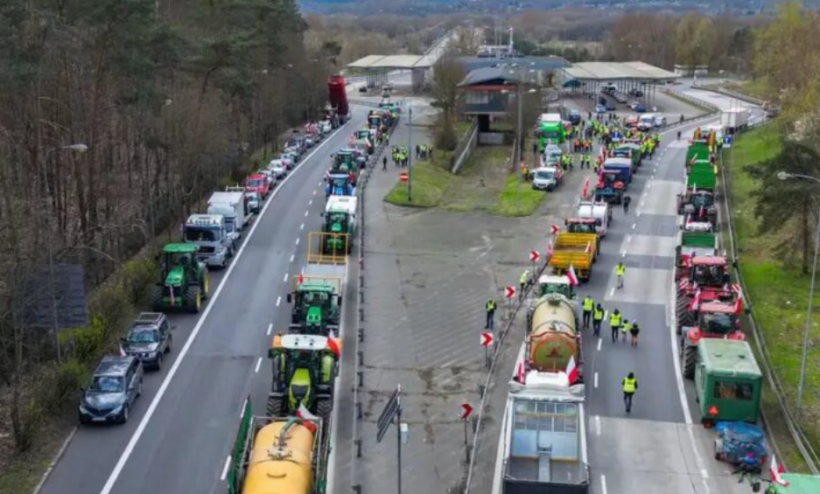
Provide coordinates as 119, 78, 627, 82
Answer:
486, 301, 496, 312
610, 313, 622, 327
622, 321, 632, 333
623, 377, 637, 393
615, 264, 626, 276
519, 272, 528, 285
593, 308, 604, 321
582, 298, 594, 311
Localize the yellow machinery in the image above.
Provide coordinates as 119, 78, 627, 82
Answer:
528, 294, 579, 373
548, 232, 598, 280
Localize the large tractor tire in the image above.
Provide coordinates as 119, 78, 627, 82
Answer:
683, 344, 697, 379
149, 285, 165, 312
200, 271, 210, 299
317, 397, 333, 423
676, 293, 694, 335
185, 286, 202, 314
267, 394, 284, 417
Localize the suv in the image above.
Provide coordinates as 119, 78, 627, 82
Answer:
120, 313, 172, 370
79, 355, 143, 424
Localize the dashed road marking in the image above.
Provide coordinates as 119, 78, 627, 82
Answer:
254, 357, 262, 373
220, 456, 231, 481
267, 323, 273, 335
295, 237, 300, 245
305, 210, 309, 217
594, 372, 599, 388
283, 273, 289, 283
276, 296, 281, 307
597, 339, 602, 351
290, 254, 295, 263
300, 223, 305, 230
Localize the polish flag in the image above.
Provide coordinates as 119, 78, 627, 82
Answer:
566, 265, 579, 287
584, 241, 592, 254
296, 404, 319, 434
769, 455, 789, 487
326, 335, 342, 358
734, 296, 743, 315
516, 361, 525, 384
581, 176, 590, 199
691, 288, 702, 311
689, 155, 697, 165
551, 224, 560, 236
546, 242, 554, 257
566, 355, 579, 385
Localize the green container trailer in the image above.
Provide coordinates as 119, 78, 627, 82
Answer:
686, 141, 712, 164
770, 474, 820, 494
694, 339, 762, 424
686, 162, 716, 190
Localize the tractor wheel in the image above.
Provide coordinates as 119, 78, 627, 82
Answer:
676, 294, 694, 335
150, 285, 165, 311
201, 272, 210, 299
267, 394, 284, 417
317, 398, 333, 423
185, 286, 202, 314
270, 355, 281, 389
683, 344, 697, 379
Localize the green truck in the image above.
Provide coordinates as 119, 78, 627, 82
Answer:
694, 339, 762, 425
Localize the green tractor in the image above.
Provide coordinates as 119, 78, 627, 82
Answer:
287, 277, 342, 336
150, 244, 210, 313
267, 333, 339, 421
322, 196, 357, 254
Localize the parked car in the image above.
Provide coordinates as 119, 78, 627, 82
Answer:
119, 313, 172, 371
304, 135, 316, 148
279, 152, 296, 169
628, 88, 644, 97
595, 104, 607, 114
568, 109, 581, 125
653, 115, 668, 127
257, 169, 277, 187
244, 173, 270, 199
532, 166, 562, 191
247, 191, 261, 214
268, 160, 288, 178
78, 355, 143, 424
634, 103, 646, 113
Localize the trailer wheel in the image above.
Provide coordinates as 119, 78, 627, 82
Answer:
683, 344, 697, 379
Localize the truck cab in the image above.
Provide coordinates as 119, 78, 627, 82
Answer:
594, 170, 625, 204
287, 277, 343, 336
576, 201, 610, 237
183, 214, 232, 268
207, 192, 247, 248
541, 144, 563, 168
244, 173, 270, 199
267, 333, 338, 420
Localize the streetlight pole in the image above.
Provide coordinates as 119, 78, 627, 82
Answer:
516, 69, 523, 215
777, 170, 820, 420
407, 104, 413, 202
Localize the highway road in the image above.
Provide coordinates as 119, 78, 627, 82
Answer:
38, 106, 369, 494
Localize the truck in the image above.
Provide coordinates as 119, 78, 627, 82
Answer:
603, 157, 633, 185
527, 293, 581, 376
208, 191, 248, 248
720, 108, 749, 135
327, 74, 349, 124
228, 398, 329, 494
674, 230, 718, 280
681, 300, 746, 378
576, 201, 610, 237
594, 170, 625, 205
694, 339, 761, 425
183, 214, 232, 268
548, 227, 598, 281
321, 196, 356, 253
536, 121, 566, 150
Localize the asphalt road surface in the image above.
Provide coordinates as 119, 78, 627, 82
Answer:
38, 106, 369, 494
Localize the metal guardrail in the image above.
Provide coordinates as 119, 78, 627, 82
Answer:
719, 124, 820, 473
451, 120, 479, 174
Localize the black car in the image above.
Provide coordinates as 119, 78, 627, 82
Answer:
120, 312, 172, 370
79, 356, 143, 424
568, 110, 581, 125
628, 88, 645, 97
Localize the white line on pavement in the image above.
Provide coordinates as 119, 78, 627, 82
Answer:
239, 397, 247, 418
296, 237, 300, 245
626, 235, 632, 243
276, 296, 282, 307
304, 210, 309, 217
621, 251, 626, 258
595, 415, 601, 436
597, 339, 602, 351
220, 455, 231, 481
594, 372, 598, 388
254, 357, 262, 373
267, 323, 273, 336
283, 273, 289, 283
313, 190, 317, 196
309, 199, 313, 206
601, 474, 608, 494
632, 223, 636, 229
289, 254, 295, 263
670, 282, 694, 425
609, 287, 615, 297
300, 223, 305, 230
96, 118, 350, 494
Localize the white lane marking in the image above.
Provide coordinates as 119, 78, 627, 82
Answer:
276, 296, 282, 307
318, 181, 322, 187
601, 474, 608, 494
309, 199, 313, 206
701, 468, 709, 478
267, 323, 273, 336
305, 210, 309, 217
670, 279, 694, 425
296, 237, 301, 245
626, 235, 632, 243
220, 455, 231, 481
640, 200, 645, 207
283, 273, 289, 283
609, 287, 615, 297
595, 415, 601, 436
254, 357, 263, 373
597, 339, 602, 351
239, 398, 247, 418
290, 254, 295, 263
621, 251, 626, 258
97, 118, 350, 494
313, 189, 317, 196
632, 223, 636, 229
637, 210, 642, 217
594, 372, 599, 388
300, 223, 305, 230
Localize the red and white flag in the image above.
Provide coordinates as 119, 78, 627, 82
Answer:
516, 361, 525, 384
584, 241, 592, 254
734, 296, 743, 315
566, 265, 579, 287
296, 404, 319, 433
168, 285, 175, 307
691, 288, 702, 311
550, 224, 560, 236
769, 455, 789, 487
566, 355, 579, 385
326, 335, 342, 357
546, 242, 554, 257
581, 176, 590, 199
689, 155, 697, 165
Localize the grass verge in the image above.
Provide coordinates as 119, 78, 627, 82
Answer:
384, 160, 453, 207
488, 174, 547, 217
724, 125, 820, 469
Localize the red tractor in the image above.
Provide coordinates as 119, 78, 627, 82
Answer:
680, 302, 745, 379
676, 256, 742, 333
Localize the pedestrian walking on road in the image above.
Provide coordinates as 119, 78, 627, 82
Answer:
593, 304, 604, 337
630, 322, 641, 347
519, 270, 530, 299
610, 309, 622, 343
623, 195, 632, 214
621, 319, 631, 343
582, 296, 594, 328
615, 262, 626, 289
622, 372, 638, 413
382, 156, 387, 171
485, 299, 497, 330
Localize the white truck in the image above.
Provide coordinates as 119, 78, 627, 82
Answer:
721, 108, 749, 134
576, 201, 610, 237
183, 214, 232, 268
538, 113, 562, 126
207, 191, 248, 248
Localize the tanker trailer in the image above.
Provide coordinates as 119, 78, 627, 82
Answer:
527, 294, 581, 377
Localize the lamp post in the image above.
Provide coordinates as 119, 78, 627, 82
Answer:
777, 170, 820, 420
43, 143, 89, 362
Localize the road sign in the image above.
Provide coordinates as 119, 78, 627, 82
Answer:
480, 332, 494, 347
723, 136, 733, 148
550, 224, 560, 235
529, 250, 540, 263
377, 385, 402, 443
504, 286, 516, 299
399, 171, 409, 183
461, 403, 473, 420
296, 274, 304, 285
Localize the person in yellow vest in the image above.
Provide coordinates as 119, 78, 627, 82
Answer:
519, 270, 529, 299
615, 262, 626, 289
592, 304, 605, 337
609, 309, 622, 343
621, 319, 631, 343
581, 296, 594, 329
622, 372, 638, 413
485, 299, 497, 330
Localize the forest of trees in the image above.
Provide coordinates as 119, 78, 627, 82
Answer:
0, 0, 337, 459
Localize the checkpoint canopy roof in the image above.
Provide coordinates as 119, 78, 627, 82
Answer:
562, 61, 678, 83
347, 55, 433, 70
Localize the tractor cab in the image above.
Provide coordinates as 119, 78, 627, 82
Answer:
681, 190, 717, 226
689, 256, 730, 288
536, 275, 574, 299
326, 174, 355, 197
267, 333, 339, 420
322, 196, 357, 254
151, 244, 210, 313
566, 218, 597, 235
287, 281, 342, 335
697, 305, 741, 337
